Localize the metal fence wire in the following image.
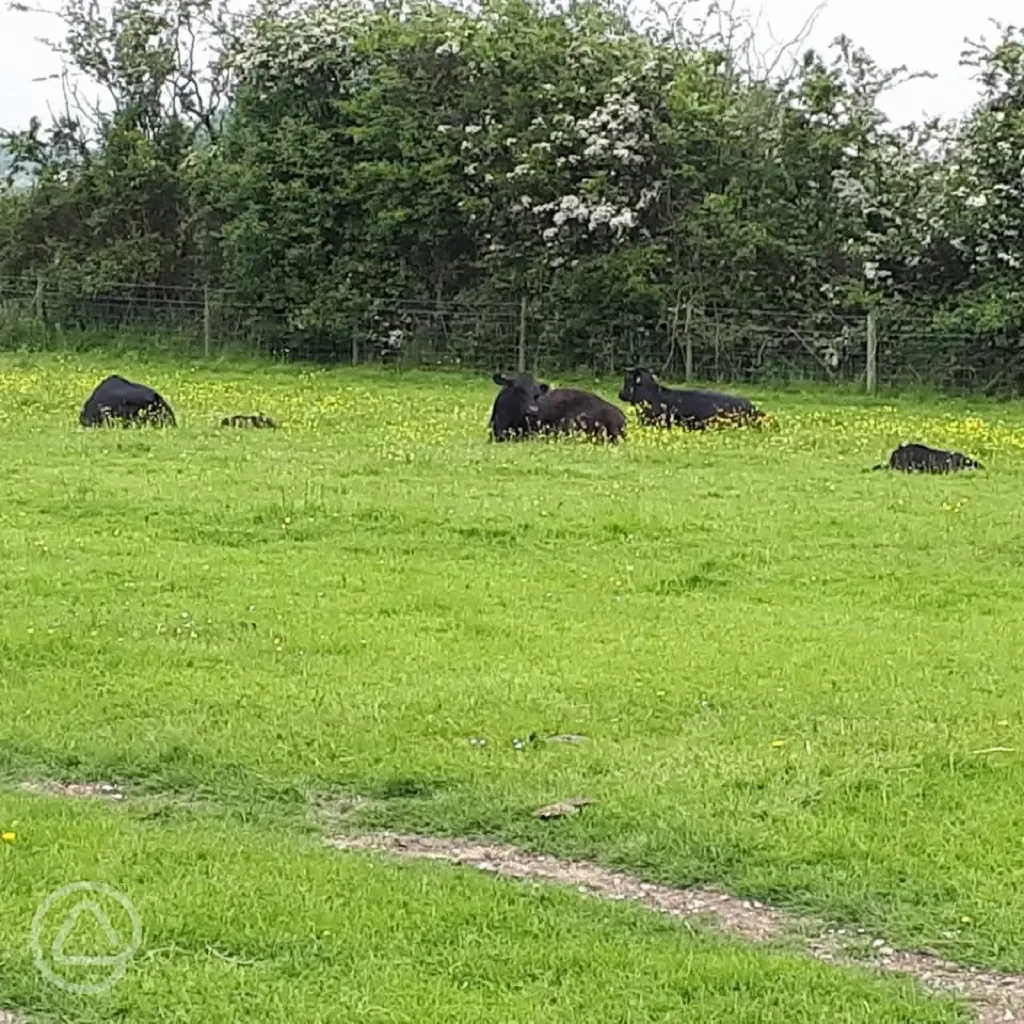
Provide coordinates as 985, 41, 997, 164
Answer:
1, 275, 1023, 395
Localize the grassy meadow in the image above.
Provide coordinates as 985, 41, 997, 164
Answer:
3, 351, 1024, 1021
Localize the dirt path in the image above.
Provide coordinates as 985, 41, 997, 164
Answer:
17, 781, 1024, 1023
331, 832, 1024, 1024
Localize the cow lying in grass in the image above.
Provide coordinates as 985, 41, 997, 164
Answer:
873, 443, 982, 473
489, 373, 626, 443
489, 373, 544, 441
618, 367, 766, 430
80, 375, 177, 427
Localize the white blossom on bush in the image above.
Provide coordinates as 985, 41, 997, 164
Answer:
454, 80, 664, 257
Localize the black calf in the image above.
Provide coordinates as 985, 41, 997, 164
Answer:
873, 443, 982, 473
221, 414, 278, 429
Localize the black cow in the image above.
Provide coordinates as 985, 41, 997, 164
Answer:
618, 367, 765, 430
873, 443, 983, 474
221, 414, 278, 429
531, 387, 627, 443
489, 372, 547, 441
79, 375, 176, 428
489, 373, 626, 442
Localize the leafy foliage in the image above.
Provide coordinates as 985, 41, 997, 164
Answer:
2, 0, 1024, 380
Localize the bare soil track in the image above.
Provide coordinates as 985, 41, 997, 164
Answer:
332, 832, 1024, 1024
14, 780, 1024, 1023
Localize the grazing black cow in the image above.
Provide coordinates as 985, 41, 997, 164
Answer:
79, 375, 176, 428
221, 414, 278, 429
489, 372, 547, 441
618, 367, 765, 430
873, 443, 982, 474
489, 373, 626, 442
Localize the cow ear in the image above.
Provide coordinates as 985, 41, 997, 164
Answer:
493, 373, 512, 386
538, 382, 550, 394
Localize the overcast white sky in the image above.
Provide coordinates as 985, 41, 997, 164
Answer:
0, 0, 1019, 133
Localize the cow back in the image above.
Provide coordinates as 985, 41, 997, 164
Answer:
535, 388, 627, 440
656, 386, 761, 427
80, 375, 176, 427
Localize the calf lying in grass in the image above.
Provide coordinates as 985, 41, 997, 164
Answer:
221, 414, 278, 429
873, 443, 982, 473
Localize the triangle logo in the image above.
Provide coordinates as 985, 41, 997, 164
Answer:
51, 900, 126, 967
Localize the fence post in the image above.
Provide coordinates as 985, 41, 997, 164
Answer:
33, 273, 44, 322
713, 319, 721, 381
203, 284, 211, 359
866, 308, 878, 395
518, 295, 527, 373
351, 331, 359, 366
683, 300, 693, 382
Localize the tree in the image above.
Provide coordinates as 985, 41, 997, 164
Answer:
0, 0, 233, 292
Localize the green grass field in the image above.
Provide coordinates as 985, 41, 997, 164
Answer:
3, 351, 1024, 1022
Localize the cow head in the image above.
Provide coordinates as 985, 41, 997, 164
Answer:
489, 372, 548, 440
492, 373, 548, 408
619, 367, 659, 404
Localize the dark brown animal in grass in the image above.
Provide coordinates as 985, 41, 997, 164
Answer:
872, 443, 982, 473
221, 414, 278, 429
530, 385, 626, 443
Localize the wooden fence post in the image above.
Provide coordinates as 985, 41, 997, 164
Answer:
518, 295, 527, 373
683, 300, 693, 382
713, 318, 721, 381
203, 284, 211, 359
866, 308, 878, 395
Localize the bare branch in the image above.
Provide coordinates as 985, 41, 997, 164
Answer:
8, 0, 233, 150
632, 0, 827, 85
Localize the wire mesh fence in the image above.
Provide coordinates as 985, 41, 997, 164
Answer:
873, 310, 1024, 395
1, 274, 1022, 395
